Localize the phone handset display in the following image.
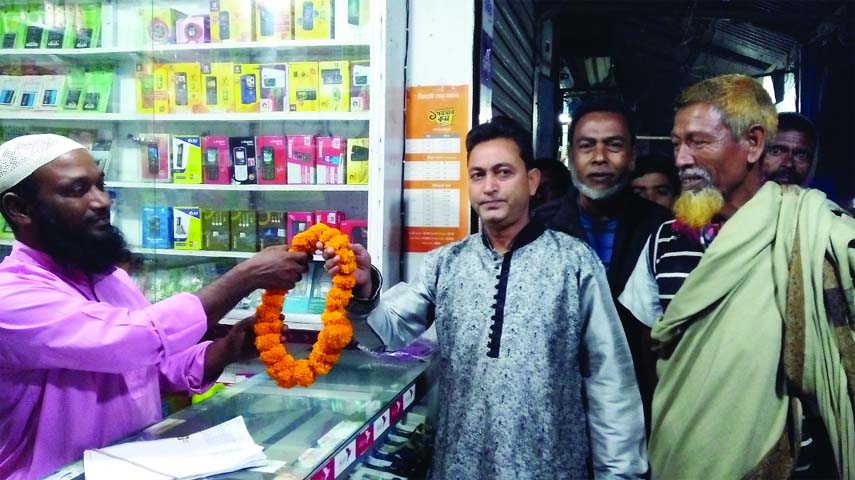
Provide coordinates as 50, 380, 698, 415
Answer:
233, 147, 248, 182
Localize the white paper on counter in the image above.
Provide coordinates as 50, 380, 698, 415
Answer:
83, 416, 266, 480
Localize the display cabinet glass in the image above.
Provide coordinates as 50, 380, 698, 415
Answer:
46, 347, 433, 479
0, 0, 405, 328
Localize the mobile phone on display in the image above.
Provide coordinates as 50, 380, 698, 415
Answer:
174, 143, 184, 170
219, 11, 230, 40
205, 77, 217, 105
147, 143, 160, 175
175, 73, 188, 106
233, 147, 248, 182
205, 147, 219, 180
241, 74, 256, 104
302, 1, 314, 31
261, 146, 275, 180
260, 5, 274, 36
348, 0, 361, 25
351, 145, 369, 161
140, 75, 154, 108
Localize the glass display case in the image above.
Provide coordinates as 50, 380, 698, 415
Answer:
46, 346, 434, 480
0, 0, 405, 328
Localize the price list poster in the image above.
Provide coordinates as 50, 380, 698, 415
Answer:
404, 85, 471, 253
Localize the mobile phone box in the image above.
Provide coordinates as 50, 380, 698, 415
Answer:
141, 206, 173, 249
233, 63, 260, 113
318, 61, 349, 112
230, 210, 258, 252
340, 219, 367, 246
173, 206, 202, 250
201, 209, 231, 251
201, 136, 231, 184
140, 134, 170, 181
257, 211, 287, 248
172, 135, 203, 184
315, 210, 344, 229
258, 63, 288, 112
316, 136, 345, 184
288, 61, 319, 112
287, 135, 316, 184
287, 211, 315, 244
229, 136, 257, 185
346, 137, 369, 185
255, 136, 287, 184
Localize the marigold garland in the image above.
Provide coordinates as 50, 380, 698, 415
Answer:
254, 223, 356, 387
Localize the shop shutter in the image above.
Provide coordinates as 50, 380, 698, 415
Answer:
491, 0, 536, 134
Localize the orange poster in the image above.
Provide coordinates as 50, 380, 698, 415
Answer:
404, 85, 470, 253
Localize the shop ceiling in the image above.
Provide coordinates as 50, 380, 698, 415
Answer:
537, 0, 853, 134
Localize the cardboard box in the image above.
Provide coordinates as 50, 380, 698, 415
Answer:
201, 136, 231, 184
73, 1, 101, 48
255, 135, 287, 184
315, 210, 344, 228
294, 0, 331, 40
230, 210, 258, 252
202, 209, 230, 251
349, 60, 369, 112
200, 62, 234, 113
233, 63, 260, 113
318, 61, 349, 112
173, 206, 202, 250
287, 135, 315, 184
286, 211, 314, 244
36, 75, 65, 111
210, 0, 254, 43
1, 5, 26, 49
141, 134, 170, 180
333, 0, 369, 41
340, 219, 367, 246
259, 63, 287, 112
308, 263, 332, 313
283, 263, 313, 313
346, 137, 368, 184
0, 76, 22, 110
257, 211, 286, 248
138, 7, 185, 44
23, 2, 45, 49
316, 136, 345, 184
141, 206, 173, 249
256, 0, 292, 41
229, 136, 257, 184
168, 63, 202, 113
176, 15, 209, 44
44, 0, 72, 48
17, 76, 42, 110
172, 135, 202, 184
80, 70, 113, 113
134, 63, 155, 114
288, 62, 318, 112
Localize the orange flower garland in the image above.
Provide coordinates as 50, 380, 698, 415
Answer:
254, 223, 356, 388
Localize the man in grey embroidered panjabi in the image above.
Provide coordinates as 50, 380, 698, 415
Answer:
323, 116, 646, 479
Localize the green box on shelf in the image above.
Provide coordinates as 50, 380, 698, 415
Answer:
201, 209, 230, 251
1, 4, 27, 49
23, 2, 45, 49
229, 211, 257, 253
73, 1, 101, 49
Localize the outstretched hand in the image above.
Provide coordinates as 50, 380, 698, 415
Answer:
318, 241, 373, 299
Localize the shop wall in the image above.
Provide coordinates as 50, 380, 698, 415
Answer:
402, 0, 475, 279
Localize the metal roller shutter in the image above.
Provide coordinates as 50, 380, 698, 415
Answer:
491, 0, 536, 133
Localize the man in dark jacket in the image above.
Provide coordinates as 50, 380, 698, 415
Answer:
532, 98, 671, 432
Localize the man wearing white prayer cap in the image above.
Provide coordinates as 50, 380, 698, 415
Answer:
0, 134, 310, 479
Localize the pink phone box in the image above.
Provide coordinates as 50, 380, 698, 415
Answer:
341, 219, 368, 246
316, 136, 345, 184
315, 210, 345, 229
201, 136, 231, 184
287, 211, 315, 244
255, 136, 287, 184
286, 135, 316, 184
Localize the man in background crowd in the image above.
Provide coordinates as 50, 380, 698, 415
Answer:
531, 157, 572, 209
630, 153, 680, 209
533, 98, 671, 432
761, 111, 817, 186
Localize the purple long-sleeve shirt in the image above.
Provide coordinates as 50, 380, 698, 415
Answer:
0, 242, 211, 479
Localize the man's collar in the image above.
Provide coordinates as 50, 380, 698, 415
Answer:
480, 218, 546, 252
10, 240, 113, 283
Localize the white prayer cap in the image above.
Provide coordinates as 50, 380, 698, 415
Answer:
0, 134, 87, 193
